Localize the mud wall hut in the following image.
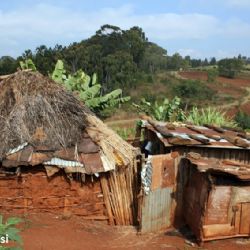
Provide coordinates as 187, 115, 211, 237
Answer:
0, 71, 140, 225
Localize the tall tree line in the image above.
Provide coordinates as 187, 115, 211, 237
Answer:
1, 24, 248, 92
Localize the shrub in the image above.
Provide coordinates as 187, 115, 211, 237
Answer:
207, 68, 218, 82
173, 80, 215, 101
235, 111, 250, 129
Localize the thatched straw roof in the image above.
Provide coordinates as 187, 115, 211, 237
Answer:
0, 71, 138, 174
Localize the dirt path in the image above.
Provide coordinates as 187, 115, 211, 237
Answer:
17, 214, 250, 250
219, 87, 250, 109
177, 71, 250, 111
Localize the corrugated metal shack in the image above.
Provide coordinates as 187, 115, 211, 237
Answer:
140, 119, 250, 163
137, 118, 250, 242
0, 71, 140, 226
182, 154, 250, 243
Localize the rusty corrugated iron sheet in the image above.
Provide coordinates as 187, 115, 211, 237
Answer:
186, 153, 250, 180
141, 187, 173, 233
2, 134, 112, 174
142, 120, 250, 149
140, 154, 177, 233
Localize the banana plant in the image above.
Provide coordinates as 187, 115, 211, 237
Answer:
51, 60, 130, 114
133, 96, 186, 122
19, 59, 36, 71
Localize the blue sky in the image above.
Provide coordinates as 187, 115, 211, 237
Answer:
1, 0, 250, 59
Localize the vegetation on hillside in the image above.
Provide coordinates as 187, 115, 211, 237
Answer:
1, 24, 250, 130
0, 24, 233, 93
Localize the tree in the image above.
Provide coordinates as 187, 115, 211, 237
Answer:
0, 56, 18, 75
141, 42, 167, 73
210, 57, 216, 65
124, 26, 147, 64
218, 58, 243, 78
102, 51, 137, 91
167, 53, 183, 70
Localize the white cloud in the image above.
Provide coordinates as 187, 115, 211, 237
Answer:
0, 3, 250, 57
177, 49, 202, 58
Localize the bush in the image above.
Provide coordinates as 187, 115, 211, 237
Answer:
218, 58, 243, 78
207, 68, 218, 82
235, 111, 250, 129
173, 80, 215, 102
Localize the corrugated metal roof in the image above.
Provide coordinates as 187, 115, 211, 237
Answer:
142, 120, 250, 149
186, 153, 250, 180
43, 157, 84, 168
7, 142, 28, 155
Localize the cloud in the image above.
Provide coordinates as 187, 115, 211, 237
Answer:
177, 49, 202, 58
0, 3, 250, 57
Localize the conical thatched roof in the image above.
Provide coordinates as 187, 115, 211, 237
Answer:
0, 71, 137, 173
0, 70, 88, 157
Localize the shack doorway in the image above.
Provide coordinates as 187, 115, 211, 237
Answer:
239, 203, 250, 235
139, 154, 178, 233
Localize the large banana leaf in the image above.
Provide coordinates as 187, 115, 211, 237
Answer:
79, 84, 101, 100
51, 60, 66, 84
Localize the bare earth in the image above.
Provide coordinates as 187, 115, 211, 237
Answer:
17, 213, 250, 250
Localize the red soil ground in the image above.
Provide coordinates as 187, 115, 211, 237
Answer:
179, 71, 250, 115
179, 71, 250, 88
11, 213, 250, 250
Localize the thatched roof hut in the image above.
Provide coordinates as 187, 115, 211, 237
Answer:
0, 71, 140, 225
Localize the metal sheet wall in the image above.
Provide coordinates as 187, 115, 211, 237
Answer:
141, 187, 172, 233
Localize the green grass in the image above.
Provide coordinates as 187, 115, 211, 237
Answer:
187, 107, 237, 127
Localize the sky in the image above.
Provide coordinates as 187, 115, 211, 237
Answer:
1, 0, 250, 59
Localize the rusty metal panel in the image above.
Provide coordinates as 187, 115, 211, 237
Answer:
79, 153, 104, 173
141, 187, 172, 233
151, 155, 164, 190
205, 186, 232, 225
240, 203, 250, 234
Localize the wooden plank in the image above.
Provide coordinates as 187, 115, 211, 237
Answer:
203, 224, 234, 238
240, 203, 250, 234
100, 176, 115, 225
